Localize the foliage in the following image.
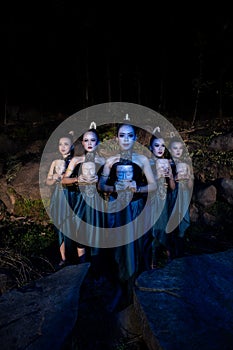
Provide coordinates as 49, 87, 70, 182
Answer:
0, 248, 51, 288
180, 117, 233, 181
0, 218, 56, 288
13, 197, 49, 220
0, 219, 56, 256
205, 201, 233, 228
6, 161, 22, 183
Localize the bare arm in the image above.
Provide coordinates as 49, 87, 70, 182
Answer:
138, 155, 157, 193
46, 161, 58, 186
61, 157, 83, 185
95, 154, 106, 166
167, 164, 176, 190
98, 156, 119, 192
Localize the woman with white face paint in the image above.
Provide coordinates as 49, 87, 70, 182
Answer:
46, 132, 75, 268
99, 123, 156, 310
62, 126, 105, 269
167, 136, 193, 259
144, 133, 175, 270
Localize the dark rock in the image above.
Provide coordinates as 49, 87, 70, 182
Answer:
202, 212, 217, 226
215, 178, 233, 205
0, 200, 7, 220
0, 274, 8, 295
189, 203, 199, 223
117, 304, 142, 338
196, 184, 217, 207
134, 249, 233, 350
0, 263, 90, 350
208, 132, 233, 151
12, 162, 40, 200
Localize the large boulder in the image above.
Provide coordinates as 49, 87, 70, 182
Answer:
0, 263, 90, 350
134, 249, 233, 350
195, 184, 217, 207
208, 131, 233, 151
215, 178, 233, 205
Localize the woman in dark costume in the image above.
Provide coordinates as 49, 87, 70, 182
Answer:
99, 123, 156, 309
46, 131, 75, 267
61, 126, 105, 265
147, 132, 175, 268
168, 136, 193, 258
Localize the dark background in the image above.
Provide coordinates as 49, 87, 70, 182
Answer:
1, 2, 233, 121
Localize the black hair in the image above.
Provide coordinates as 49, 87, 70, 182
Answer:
82, 128, 100, 144
116, 123, 137, 137
149, 133, 165, 150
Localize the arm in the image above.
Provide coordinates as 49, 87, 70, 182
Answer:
46, 160, 59, 186
95, 154, 106, 166
61, 157, 81, 185
138, 156, 157, 193
98, 156, 119, 193
98, 160, 114, 193
61, 176, 79, 185
167, 164, 176, 190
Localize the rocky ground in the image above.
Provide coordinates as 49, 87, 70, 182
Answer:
68, 269, 149, 350
1, 114, 233, 349
63, 233, 233, 350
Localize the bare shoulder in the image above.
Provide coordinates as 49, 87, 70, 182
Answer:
105, 154, 120, 167
70, 156, 84, 165
133, 153, 150, 167
50, 159, 56, 166
95, 154, 106, 165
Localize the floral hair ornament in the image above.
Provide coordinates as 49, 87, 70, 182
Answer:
89, 121, 97, 129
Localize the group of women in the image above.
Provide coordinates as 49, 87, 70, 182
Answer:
46, 122, 193, 309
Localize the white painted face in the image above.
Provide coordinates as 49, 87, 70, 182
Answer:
58, 137, 72, 157
176, 162, 189, 180
82, 162, 96, 180
82, 131, 98, 152
156, 158, 170, 176
117, 125, 136, 151
151, 138, 165, 158
169, 141, 184, 158
116, 165, 134, 181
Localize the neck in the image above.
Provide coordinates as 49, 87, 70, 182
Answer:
120, 149, 133, 163
63, 153, 70, 159
85, 151, 96, 162
173, 156, 181, 161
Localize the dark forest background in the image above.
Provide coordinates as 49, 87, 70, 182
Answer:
1, 2, 233, 123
